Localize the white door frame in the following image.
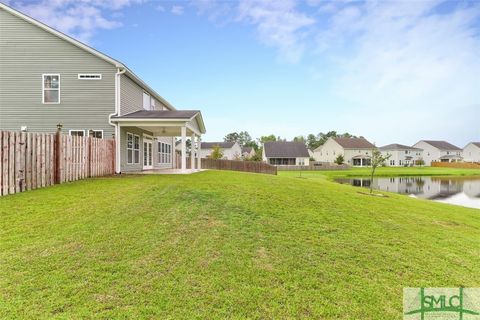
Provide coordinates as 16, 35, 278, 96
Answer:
143, 136, 153, 170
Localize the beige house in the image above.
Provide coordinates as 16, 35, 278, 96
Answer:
463, 142, 480, 163
412, 140, 462, 166
379, 144, 423, 166
313, 137, 375, 166
262, 141, 310, 166
241, 147, 256, 159
200, 142, 242, 160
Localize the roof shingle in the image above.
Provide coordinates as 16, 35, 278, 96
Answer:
201, 142, 236, 149
379, 143, 422, 151
421, 140, 461, 151
264, 141, 309, 158
333, 137, 375, 149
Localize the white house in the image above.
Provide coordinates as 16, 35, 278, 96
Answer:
463, 142, 480, 163
379, 144, 423, 167
200, 142, 242, 160
412, 140, 462, 165
262, 141, 310, 166
314, 137, 376, 166
241, 146, 256, 159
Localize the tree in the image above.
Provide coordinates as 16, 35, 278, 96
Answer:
224, 132, 240, 143
293, 135, 305, 143
247, 148, 263, 162
369, 148, 391, 193
306, 134, 319, 150
210, 145, 223, 159
258, 134, 277, 145
334, 154, 344, 165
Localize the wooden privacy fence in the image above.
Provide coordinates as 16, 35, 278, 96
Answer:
431, 162, 480, 169
201, 158, 277, 175
0, 130, 115, 196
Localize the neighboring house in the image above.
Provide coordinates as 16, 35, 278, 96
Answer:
314, 137, 375, 166
412, 140, 462, 165
241, 146, 256, 159
463, 142, 480, 163
262, 141, 310, 166
0, 3, 206, 173
200, 142, 242, 160
379, 144, 423, 166
308, 149, 314, 159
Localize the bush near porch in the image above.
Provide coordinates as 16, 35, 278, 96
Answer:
0, 169, 479, 319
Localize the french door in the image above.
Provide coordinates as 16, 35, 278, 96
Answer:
143, 138, 153, 170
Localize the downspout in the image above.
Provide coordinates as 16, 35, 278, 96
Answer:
109, 67, 126, 174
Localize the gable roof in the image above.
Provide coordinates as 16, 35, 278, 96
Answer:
420, 140, 461, 151
263, 141, 309, 158
466, 142, 480, 148
0, 2, 175, 111
242, 147, 253, 153
201, 142, 236, 149
332, 137, 375, 149
379, 143, 422, 151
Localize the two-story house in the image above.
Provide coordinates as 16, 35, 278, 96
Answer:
412, 140, 462, 166
313, 137, 375, 166
463, 142, 480, 163
379, 144, 423, 166
0, 3, 206, 173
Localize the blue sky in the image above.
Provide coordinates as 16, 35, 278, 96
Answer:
4, 0, 480, 146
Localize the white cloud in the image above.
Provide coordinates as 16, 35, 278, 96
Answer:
156, 5, 165, 12
9, 0, 145, 42
171, 5, 184, 16
236, 0, 315, 63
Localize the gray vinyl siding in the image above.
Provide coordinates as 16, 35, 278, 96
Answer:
120, 126, 154, 172
153, 136, 175, 169
120, 74, 168, 115
0, 8, 116, 136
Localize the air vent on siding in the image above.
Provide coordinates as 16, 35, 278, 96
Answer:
78, 74, 102, 80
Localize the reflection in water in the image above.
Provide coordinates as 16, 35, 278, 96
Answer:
336, 176, 480, 209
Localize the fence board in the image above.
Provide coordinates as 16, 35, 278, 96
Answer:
0, 130, 115, 197
198, 158, 277, 175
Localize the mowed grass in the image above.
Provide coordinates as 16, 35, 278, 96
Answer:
1, 169, 479, 319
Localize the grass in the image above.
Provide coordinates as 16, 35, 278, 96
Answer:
0, 168, 479, 319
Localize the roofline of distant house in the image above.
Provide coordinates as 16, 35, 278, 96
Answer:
0, 2, 176, 111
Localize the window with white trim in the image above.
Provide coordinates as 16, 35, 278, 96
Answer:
89, 130, 103, 139
158, 142, 172, 164
43, 74, 60, 103
127, 133, 140, 164
69, 130, 84, 137
143, 91, 151, 110
78, 74, 102, 80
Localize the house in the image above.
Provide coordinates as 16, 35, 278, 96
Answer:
262, 141, 310, 166
463, 142, 480, 163
200, 142, 242, 160
313, 137, 375, 166
0, 3, 206, 173
379, 144, 423, 166
412, 140, 462, 165
241, 146, 256, 159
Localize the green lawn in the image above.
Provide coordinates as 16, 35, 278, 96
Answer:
1, 169, 479, 319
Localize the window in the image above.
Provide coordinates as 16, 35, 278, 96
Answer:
78, 74, 102, 80
158, 142, 172, 164
127, 133, 140, 164
69, 130, 84, 137
399, 160, 402, 166
143, 92, 152, 110
390, 159, 395, 166
90, 130, 103, 139
43, 74, 60, 103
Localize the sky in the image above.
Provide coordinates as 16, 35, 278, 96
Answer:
3, 0, 480, 146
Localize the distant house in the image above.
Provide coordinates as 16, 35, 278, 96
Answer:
241, 146, 256, 159
262, 141, 310, 166
379, 144, 423, 166
463, 142, 480, 163
412, 140, 462, 165
200, 142, 242, 160
313, 137, 375, 166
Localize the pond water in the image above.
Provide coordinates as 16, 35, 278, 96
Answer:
335, 176, 480, 209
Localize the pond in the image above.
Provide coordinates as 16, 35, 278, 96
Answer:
335, 176, 480, 209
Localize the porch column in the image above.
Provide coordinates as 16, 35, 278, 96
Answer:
191, 133, 196, 170
197, 136, 201, 170
360, 158, 364, 167
115, 124, 121, 174
181, 126, 187, 173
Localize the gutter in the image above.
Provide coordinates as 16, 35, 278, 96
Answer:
109, 67, 126, 174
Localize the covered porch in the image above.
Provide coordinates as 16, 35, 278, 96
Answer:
352, 155, 371, 167
111, 110, 206, 174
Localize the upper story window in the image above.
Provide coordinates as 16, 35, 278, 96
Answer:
69, 130, 84, 137
143, 91, 152, 110
43, 74, 60, 104
78, 74, 102, 80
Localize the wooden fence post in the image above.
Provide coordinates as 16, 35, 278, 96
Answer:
55, 125, 62, 184
87, 136, 92, 178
